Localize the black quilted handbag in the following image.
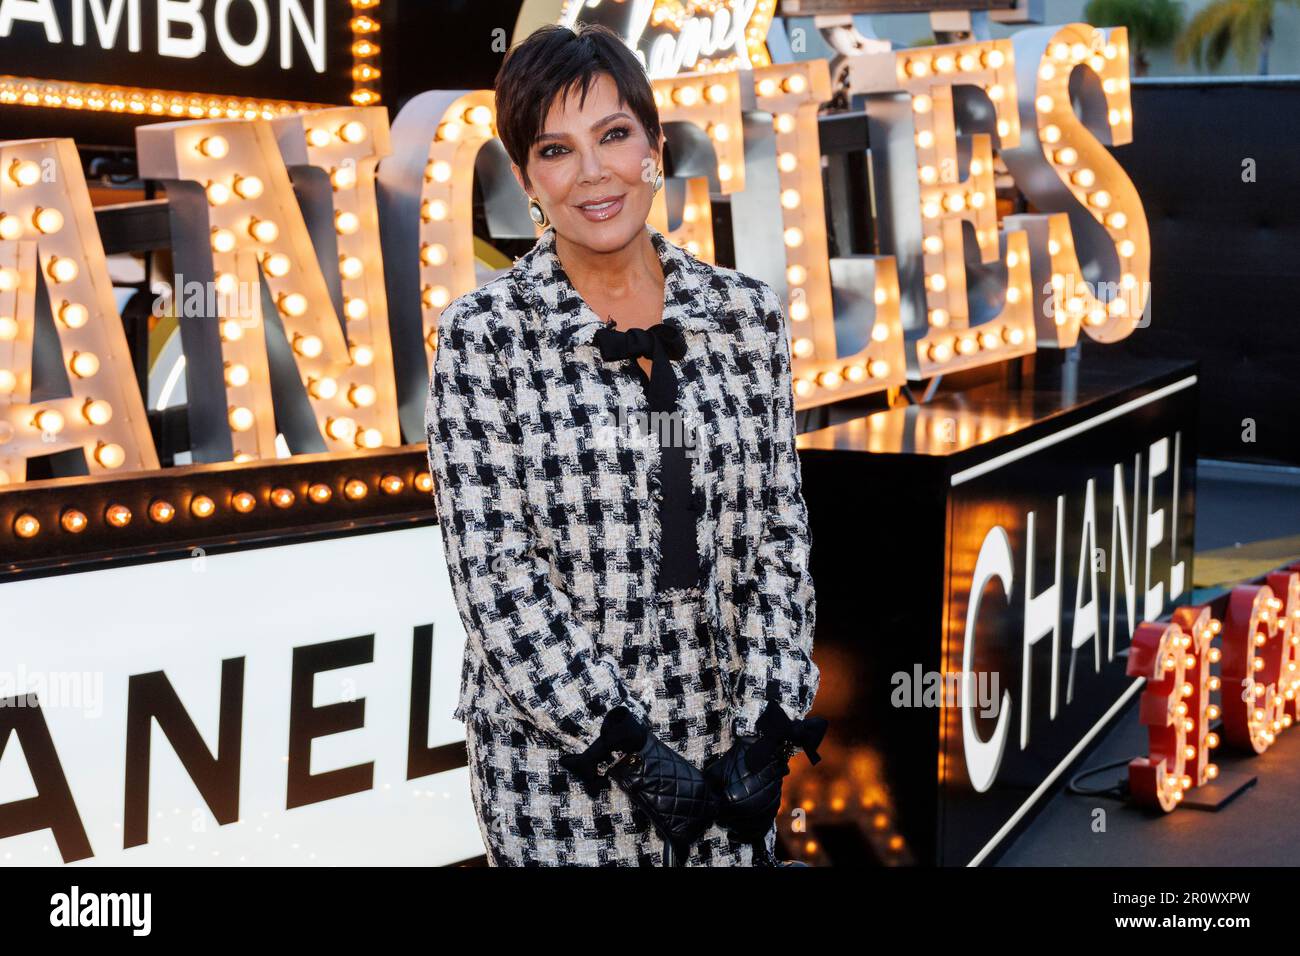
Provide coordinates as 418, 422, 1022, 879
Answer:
703, 700, 829, 865
559, 705, 719, 865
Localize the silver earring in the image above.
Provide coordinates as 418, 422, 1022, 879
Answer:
528, 197, 548, 227
652, 168, 664, 194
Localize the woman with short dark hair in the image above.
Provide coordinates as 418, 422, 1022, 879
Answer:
425, 22, 825, 866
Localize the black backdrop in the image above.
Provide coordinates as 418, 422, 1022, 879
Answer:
1085, 78, 1300, 466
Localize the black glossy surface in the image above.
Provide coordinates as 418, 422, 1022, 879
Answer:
795, 357, 1199, 865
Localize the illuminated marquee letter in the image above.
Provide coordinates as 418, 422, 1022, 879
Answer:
272, 106, 400, 445
846, 39, 1037, 378
1221, 583, 1286, 753
733, 61, 905, 409
1003, 24, 1150, 346
649, 70, 746, 257
0, 138, 159, 484
1126, 605, 1220, 812
1021, 495, 1063, 748
377, 89, 515, 442
137, 115, 394, 460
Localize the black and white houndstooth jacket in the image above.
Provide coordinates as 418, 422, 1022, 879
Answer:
424, 222, 819, 754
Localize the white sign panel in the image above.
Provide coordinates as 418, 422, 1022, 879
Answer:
0, 524, 481, 866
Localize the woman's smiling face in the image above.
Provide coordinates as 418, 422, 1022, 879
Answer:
515, 71, 663, 253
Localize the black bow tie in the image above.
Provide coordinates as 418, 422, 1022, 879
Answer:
592, 323, 686, 414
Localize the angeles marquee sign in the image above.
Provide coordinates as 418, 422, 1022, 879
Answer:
1, 19, 1150, 499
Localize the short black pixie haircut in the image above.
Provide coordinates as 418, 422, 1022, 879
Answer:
494, 23, 662, 188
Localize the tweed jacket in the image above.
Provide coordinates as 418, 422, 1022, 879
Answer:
424, 222, 819, 755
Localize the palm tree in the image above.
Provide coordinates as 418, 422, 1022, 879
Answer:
1174, 0, 1296, 74
1085, 0, 1185, 75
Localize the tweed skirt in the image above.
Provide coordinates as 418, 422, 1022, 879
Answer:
463, 583, 778, 866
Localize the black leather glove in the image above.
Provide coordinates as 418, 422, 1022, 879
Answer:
703, 701, 829, 845
559, 705, 719, 859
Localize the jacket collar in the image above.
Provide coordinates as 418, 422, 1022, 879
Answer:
510, 222, 726, 350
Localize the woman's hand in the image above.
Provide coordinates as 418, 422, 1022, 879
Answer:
560, 706, 719, 858
703, 701, 828, 842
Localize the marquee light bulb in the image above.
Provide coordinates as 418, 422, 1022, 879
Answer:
983, 48, 1005, 68
777, 152, 797, 173
0, 316, 16, 339
308, 376, 338, 400
221, 319, 244, 341
0, 267, 16, 291
69, 351, 99, 378
61, 509, 88, 533
357, 427, 383, 449
96, 444, 126, 469
34, 408, 64, 433
0, 369, 15, 393
48, 257, 78, 283
233, 175, 263, 199
228, 405, 254, 431
278, 292, 308, 317
47, 301, 85, 334
10, 159, 42, 186
307, 127, 332, 148
335, 211, 360, 235
0, 213, 20, 239
232, 492, 256, 513
326, 416, 357, 441
350, 345, 374, 367
198, 136, 229, 159
381, 474, 405, 495
344, 297, 369, 320
191, 495, 216, 518
211, 228, 236, 253
331, 166, 357, 190
294, 334, 323, 358
912, 94, 932, 114
249, 218, 279, 243
15, 513, 40, 537
225, 362, 250, 387
33, 207, 64, 233
272, 487, 296, 508
928, 341, 953, 362
348, 383, 377, 408
309, 483, 333, 503
415, 472, 433, 494
872, 323, 890, 343
339, 121, 367, 144
345, 479, 368, 500
869, 360, 890, 378
263, 253, 291, 277
787, 264, 806, 286
206, 180, 231, 205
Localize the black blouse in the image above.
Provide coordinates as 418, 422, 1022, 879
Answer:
592, 322, 702, 592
